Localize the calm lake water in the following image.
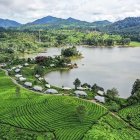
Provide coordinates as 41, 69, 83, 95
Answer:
41, 46, 140, 98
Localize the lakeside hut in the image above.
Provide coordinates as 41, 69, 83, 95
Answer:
62, 87, 72, 90
77, 87, 87, 90
19, 77, 26, 82
24, 82, 32, 87
33, 86, 43, 91
95, 96, 105, 103
0, 63, 7, 68
38, 77, 44, 81
15, 74, 22, 78
18, 65, 23, 69
12, 67, 16, 70
35, 74, 40, 78
45, 84, 51, 88
15, 69, 20, 73
24, 63, 29, 66
74, 90, 87, 97
50, 64, 55, 67
97, 90, 104, 95
45, 89, 58, 94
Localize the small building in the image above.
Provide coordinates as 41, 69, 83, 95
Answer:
77, 87, 87, 90
62, 87, 72, 90
38, 77, 44, 81
15, 74, 22, 78
18, 65, 23, 69
97, 90, 104, 95
95, 96, 105, 103
0, 63, 7, 67
7, 69, 12, 72
74, 90, 87, 97
45, 84, 51, 88
35, 74, 40, 78
19, 77, 26, 82
33, 86, 43, 91
15, 69, 21, 73
50, 64, 55, 67
12, 67, 16, 70
67, 63, 72, 66
45, 89, 58, 94
24, 63, 29, 66
24, 82, 32, 87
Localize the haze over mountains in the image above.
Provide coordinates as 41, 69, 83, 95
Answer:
0, 16, 112, 28
0, 16, 140, 33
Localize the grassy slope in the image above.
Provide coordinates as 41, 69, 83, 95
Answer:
0, 69, 140, 140
130, 41, 140, 47
83, 114, 140, 140
119, 104, 140, 129
0, 70, 107, 140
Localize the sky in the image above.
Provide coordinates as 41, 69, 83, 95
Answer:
0, 0, 140, 23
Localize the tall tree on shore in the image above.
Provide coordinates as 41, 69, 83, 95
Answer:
73, 78, 81, 89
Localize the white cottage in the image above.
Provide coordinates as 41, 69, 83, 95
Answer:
45, 84, 51, 88
24, 82, 32, 87
38, 77, 44, 81
19, 77, 26, 82
24, 63, 29, 66
74, 90, 87, 97
97, 90, 104, 95
15, 69, 21, 73
45, 89, 58, 94
35, 74, 40, 78
62, 87, 72, 90
77, 87, 87, 90
95, 96, 105, 103
33, 86, 43, 91
15, 74, 22, 78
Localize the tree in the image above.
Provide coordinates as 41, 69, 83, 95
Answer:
108, 101, 120, 112
123, 38, 131, 45
126, 114, 132, 121
34, 65, 44, 76
106, 88, 119, 98
73, 78, 81, 89
61, 46, 79, 57
131, 79, 140, 95
76, 105, 86, 123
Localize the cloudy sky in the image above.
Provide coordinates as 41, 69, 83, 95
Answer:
0, 0, 140, 23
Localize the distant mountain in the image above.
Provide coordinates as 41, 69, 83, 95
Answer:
92, 20, 112, 26
28, 16, 88, 25
28, 16, 63, 25
21, 16, 111, 30
0, 18, 21, 28
66, 17, 88, 23
105, 17, 140, 31
100, 17, 140, 41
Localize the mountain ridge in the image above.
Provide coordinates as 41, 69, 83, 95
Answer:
0, 18, 21, 28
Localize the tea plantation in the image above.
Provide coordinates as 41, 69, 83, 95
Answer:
0, 70, 140, 140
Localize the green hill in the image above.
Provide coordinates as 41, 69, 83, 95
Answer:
0, 70, 140, 140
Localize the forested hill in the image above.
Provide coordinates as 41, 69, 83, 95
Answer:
0, 18, 21, 28
19, 16, 111, 30
102, 17, 140, 41
106, 17, 140, 30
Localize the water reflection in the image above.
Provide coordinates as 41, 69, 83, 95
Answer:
43, 46, 140, 98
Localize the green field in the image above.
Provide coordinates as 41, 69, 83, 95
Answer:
119, 104, 140, 129
130, 41, 140, 47
84, 114, 140, 140
0, 69, 140, 140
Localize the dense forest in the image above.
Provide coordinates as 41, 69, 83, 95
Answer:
0, 29, 132, 63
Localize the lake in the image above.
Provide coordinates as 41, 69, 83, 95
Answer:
41, 46, 140, 98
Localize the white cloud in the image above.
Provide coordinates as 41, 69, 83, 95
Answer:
0, 0, 139, 23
